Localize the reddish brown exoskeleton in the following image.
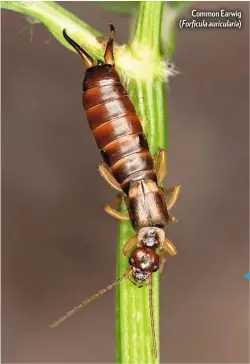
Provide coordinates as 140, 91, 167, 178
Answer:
51, 24, 181, 359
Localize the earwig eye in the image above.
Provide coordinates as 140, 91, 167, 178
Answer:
153, 265, 159, 272
129, 257, 135, 265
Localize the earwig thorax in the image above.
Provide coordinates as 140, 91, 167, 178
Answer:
126, 180, 170, 230
137, 227, 165, 249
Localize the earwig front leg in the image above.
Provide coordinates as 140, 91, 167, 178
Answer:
161, 238, 177, 256
169, 214, 178, 223
159, 236, 177, 277
123, 235, 137, 258
164, 185, 181, 211
98, 163, 122, 192
154, 149, 167, 185
104, 194, 129, 221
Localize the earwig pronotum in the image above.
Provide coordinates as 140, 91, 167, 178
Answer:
51, 24, 181, 359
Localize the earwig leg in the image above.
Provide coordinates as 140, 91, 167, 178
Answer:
159, 237, 177, 277
104, 194, 129, 221
169, 214, 178, 223
104, 23, 115, 65
154, 149, 167, 185
164, 185, 181, 211
163, 187, 175, 195
123, 235, 137, 258
98, 163, 122, 192
105, 206, 129, 221
163, 185, 181, 196
161, 238, 177, 256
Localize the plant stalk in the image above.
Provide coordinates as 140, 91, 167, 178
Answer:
1, 1, 187, 363
116, 3, 166, 364
0, 1, 104, 59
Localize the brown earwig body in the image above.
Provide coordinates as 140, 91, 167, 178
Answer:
82, 65, 157, 194
64, 27, 154, 195
52, 25, 181, 359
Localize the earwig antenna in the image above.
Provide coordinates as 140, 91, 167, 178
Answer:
63, 29, 94, 69
149, 275, 157, 359
51, 269, 132, 328
104, 23, 115, 65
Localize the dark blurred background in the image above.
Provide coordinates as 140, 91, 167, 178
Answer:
1, 1, 249, 363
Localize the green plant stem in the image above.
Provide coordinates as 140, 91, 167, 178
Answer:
130, 2, 162, 56
1, 1, 188, 363
0, 1, 104, 59
116, 3, 166, 364
162, 1, 192, 57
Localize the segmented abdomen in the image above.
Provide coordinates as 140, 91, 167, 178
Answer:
82, 65, 157, 194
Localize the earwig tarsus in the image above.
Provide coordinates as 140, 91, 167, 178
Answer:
51, 24, 181, 359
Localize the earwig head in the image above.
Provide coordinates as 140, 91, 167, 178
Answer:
129, 247, 159, 285
137, 227, 165, 250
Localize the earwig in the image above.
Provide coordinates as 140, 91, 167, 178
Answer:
52, 24, 181, 359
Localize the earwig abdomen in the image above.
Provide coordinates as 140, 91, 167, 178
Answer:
82, 65, 157, 194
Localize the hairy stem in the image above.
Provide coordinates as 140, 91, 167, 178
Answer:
1, 1, 104, 59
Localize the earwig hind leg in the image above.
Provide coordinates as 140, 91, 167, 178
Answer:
165, 185, 181, 211
154, 149, 167, 185
104, 23, 115, 65
98, 163, 122, 192
104, 194, 129, 221
123, 235, 137, 258
161, 238, 177, 257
